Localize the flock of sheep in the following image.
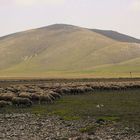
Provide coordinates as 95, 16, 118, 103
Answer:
0, 81, 140, 108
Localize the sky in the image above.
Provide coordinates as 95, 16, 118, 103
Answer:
0, 0, 140, 38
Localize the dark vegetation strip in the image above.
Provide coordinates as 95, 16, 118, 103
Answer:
0, 78, 140, 87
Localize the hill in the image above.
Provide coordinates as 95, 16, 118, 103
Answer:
0, 24, 140, 78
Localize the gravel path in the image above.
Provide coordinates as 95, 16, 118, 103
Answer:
0, 113, 140, 140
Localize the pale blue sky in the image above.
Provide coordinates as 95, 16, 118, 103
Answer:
0, 0, 140, 38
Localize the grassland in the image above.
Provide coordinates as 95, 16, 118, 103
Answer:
1, 89, 140, 130
0, 70, 140, 79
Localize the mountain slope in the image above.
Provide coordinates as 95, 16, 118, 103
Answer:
0, 24, 140, 78
91, 29, 140, 43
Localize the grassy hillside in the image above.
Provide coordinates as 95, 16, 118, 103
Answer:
0, 24, 140, 78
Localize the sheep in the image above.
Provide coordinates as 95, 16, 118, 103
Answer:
56, 86, 94, 95
53, 88, 64, 95
65, 87, 82, 95
83, 86, 93, 92
5, 87, 19, 93
12, 97, 32, 107
0, 100, 12, 108
0, 88, 5, 93
39, 93, 53, 104
19, 92, 31, 99
59, 87, 71, 95
30, 93, 40, 102
15, 85, 28, 92
25, 89, 36, 93
68, 87, 79, 95
75, 87, 86, 94
0, 93, 16, 101
49, 91, 61, 99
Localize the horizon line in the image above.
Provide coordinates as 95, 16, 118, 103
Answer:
0, 23, 139, 40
